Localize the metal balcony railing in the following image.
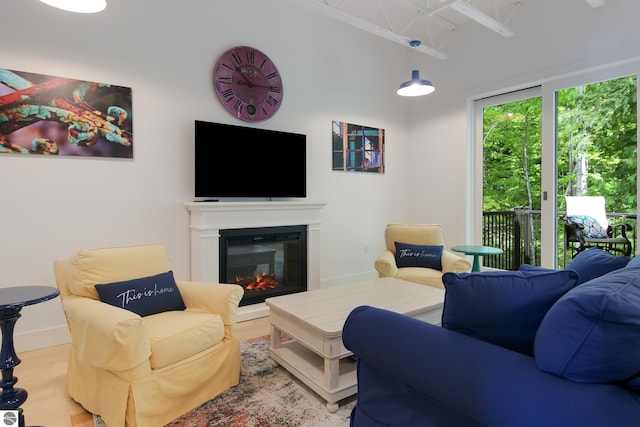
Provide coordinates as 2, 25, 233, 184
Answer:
481, 209, 637, 270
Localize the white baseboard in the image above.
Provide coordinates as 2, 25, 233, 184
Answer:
320, 270, 378, 288
15, 325, 70, 353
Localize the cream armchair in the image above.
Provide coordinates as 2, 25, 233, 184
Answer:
374, 224, 472, 289
53, 243, 244, 427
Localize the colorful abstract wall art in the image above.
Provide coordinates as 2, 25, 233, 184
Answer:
332, 121, 385, 173
0, 68, 133, 158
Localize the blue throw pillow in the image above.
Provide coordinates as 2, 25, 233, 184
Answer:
394, 242, 443, 270
567, 215, 608, 238
622, 374, 640, 392
621, 252, 640, 270
95, 270, 186, 316
517, 264, 554, 273
519, 249, 630, 286
566, 248, 629, 285
442, 269, 579, 355
534, 265, 640, 383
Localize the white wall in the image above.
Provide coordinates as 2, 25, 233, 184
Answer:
406, 0, 640, 242
3, 0, 640, 351
2, 0, 411, 351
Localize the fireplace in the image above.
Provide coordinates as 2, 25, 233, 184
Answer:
185, 201, 325, 321
219, 225, 307, 306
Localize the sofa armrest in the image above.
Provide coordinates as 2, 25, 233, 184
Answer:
177, 281, 244, 325
62, 295, 151, 371
343, 306, 640, 427
441, 249, 472, 272
374, 250, 398, 277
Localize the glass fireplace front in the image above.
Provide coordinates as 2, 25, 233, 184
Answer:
219, 225, 307, 306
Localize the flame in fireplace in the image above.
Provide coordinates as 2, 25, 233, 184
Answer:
237, 272, 280, 291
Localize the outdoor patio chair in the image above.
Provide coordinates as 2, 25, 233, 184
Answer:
564, 196, 633, 261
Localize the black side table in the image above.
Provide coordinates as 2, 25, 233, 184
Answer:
0, 286, 59, 427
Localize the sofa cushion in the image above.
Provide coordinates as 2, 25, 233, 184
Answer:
395, 242, 443, 270
95, 270, 186, 317
442, 269, 579, 355
566, 248, 629, 284
519, 248, 629, 286
517, 264, 555, 274
567, 214, 608, 238
534, 264, 640, 383
622, 374, 640, 392
66, 243, 173, 299
142, 310, 225, 369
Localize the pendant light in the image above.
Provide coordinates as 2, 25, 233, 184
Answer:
40, 0, 106, 13
397, 40, 435, 97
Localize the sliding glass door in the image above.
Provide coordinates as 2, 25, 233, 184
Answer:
543, 70, 637, 267
474, 88, 542, 269
474, 63, 638, 268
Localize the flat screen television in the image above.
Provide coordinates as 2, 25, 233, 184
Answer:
194, 120, 307, 198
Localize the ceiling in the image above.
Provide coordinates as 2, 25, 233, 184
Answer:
301, 0, 605, 60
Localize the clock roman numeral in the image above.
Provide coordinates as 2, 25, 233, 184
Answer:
217, 76, 231, 84
265, 95, 279, 107
221, 88, 234, 100
232, 51, 242, 65
221, 62, 234, 72
259, 59, 266, 70
245, 49, 255, 64
233, 100, 243, 112
266, 72, 278, 80
269, 86, 281, 93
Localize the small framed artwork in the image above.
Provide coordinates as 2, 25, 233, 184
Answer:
332, 121, 384, 173
0, 68, 133, 158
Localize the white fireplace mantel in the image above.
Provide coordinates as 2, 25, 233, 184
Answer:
185, 201, 326, 321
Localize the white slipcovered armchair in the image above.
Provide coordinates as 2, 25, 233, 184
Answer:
374, 224, 472, 289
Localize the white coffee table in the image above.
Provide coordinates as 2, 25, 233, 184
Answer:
264, 277, 444, 412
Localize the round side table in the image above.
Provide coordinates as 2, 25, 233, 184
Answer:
451, 245, 503, 272
0, 285, 59, 427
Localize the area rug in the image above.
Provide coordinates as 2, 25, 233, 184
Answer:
156, 335, 353, 427
94, 337, 355, 427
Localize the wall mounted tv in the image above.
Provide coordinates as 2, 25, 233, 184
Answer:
194, 120, 307, 199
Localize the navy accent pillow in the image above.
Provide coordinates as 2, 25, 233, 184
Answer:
394, 242, 443, 270
442, 269, 579, 355
517, 264, 554, 273
567, 215, 608, 238
566, 248, 629, 285
519, 248, 629, 286
95, 270, 186, 317
534, 265, 640, 383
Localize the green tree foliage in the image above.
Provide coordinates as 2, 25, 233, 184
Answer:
483, 98, 542, 211
483, 75, 636, 214
557, 75, 637, 213
482, 76, 637, 267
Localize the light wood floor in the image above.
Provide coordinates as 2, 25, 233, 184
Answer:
18, 316, 271, 427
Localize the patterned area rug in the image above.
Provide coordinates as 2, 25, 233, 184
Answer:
163, 337, 356, 427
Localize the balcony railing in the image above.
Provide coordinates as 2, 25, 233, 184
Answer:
482, 209, 637, 270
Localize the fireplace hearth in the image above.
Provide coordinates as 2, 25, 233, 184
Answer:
219, 225, 307, 306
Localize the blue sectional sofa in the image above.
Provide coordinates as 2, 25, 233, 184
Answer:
343, 249, 640, 427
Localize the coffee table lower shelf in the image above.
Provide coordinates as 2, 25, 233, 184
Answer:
265, 278, 445, 413
269, 340, 357, 412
